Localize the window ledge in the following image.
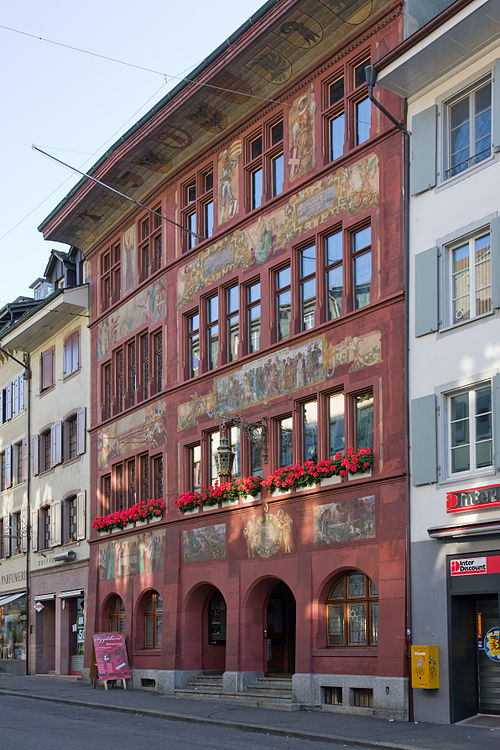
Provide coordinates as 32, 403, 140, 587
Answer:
438, 467, 495, 487
63, 369, 81, 383
312, 647, 377, 657
436, 153, 496, 192
438, 310, 494, 335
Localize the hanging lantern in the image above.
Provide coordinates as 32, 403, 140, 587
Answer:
214, 433, 234, 480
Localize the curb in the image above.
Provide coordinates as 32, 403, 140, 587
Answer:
0, 688, 417, 750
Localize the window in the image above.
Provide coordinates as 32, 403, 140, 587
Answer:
139, 332, 149, 402
139, 208, 162, 281
39, 506, 50, 550
151, 330, 162, 395
445, 76, 491, 179
189, 444, 201, 492
275, 266, 291, 341
113, 347, 124, 415
63, 331, 80, 378
113, 464, 125, 512
12, 374, 25, 417
324, 55, 371, 162
126, 340, 136, 407
448, 383, 492, 475
0, 452, 4, 491
246, 281, 261, 353
187, 312, 200, 378
64, 496, 77, 543
40, 349, 54, 392
302, 401, 318, 462
152, 454, 163, 498
277, 415, 293, 468
449, 229, 491, 324
326, 230, 343, 320
352, 226, 372, 309
102, 362, 111, 421
144, 592, 163, 649
327, 571, 378, 647
226, 285, 239, 362
250, 426, 263, 476
182, 167, 214, 250
14, 442, 22, 485
139, 453, 149, 501
0, 518, 3, 558
127, 458, 136, 507
246, 118, 284, 210
299, 244, 316, 330
101, 474, 111, 515
354, 393, 374, 451
209, 431, 221, 485
207, 295, 219, 371
109, 595, 126, 634
11, 511, 21, 554
328, 393, 345, 456
100, 241, 121, 311
41, 430, 51, 473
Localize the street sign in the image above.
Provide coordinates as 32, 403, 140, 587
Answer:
34, 602, 44, 612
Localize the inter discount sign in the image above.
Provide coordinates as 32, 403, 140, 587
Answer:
450, 555, 500, 576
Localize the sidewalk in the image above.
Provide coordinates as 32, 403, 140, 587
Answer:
0, 673, 498, 749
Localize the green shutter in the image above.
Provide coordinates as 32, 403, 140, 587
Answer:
415, 247, 439, 336
411, 395, 438, 486
493, 59, 500, 152
410, 105, 437, 196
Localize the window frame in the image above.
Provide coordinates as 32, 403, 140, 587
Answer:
444, 381, 493, 479
445, 225, 492, 327
326, 570, 378, 648
100, 240, 121, 311
138, 207, 163, 282
245, 116, 284, 212
181, 165, 214, 251
144, 591, 163, 650
63, 330, 80, 379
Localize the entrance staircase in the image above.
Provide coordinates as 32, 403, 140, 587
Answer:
174, 672, 299, 711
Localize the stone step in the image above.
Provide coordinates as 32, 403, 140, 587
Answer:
173, 688, 299, 711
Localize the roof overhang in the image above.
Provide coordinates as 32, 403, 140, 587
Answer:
38, 0, 396, 251
377, 0, 500, 98
0, 285, 89, 354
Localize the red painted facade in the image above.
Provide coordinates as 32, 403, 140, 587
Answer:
41, 0, 408, 714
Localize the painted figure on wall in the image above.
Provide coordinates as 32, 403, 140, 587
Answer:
243, 508, 293, 559
288, 85, 316, 180
183, 524, 226, 564
218, 140, 242, 224
98, 529, 166, 580
314, 496, 376, 545
98, 400, 168, 470
122, 225, 136, 294
277, 12, 323, 48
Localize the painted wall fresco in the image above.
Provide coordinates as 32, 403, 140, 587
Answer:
177, 330, 381, 430
177, 154, 379, 307
321, 0, 374, 25
314, 495, 376, 545
288, 85, 316, 181
183, 523, 226, 564
276, 11, 323, 48
218, 140, 242, 225
97, 277, 167, 360
246, 47, 292, 84
98, 401, 168, 471
98, 528, 166, 579
122, 225, 137, 295
244, 508, 292, 559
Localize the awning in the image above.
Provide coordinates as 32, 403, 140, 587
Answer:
34, 593, 55, 602
58, 589, 84, 599
428, 519, 500, 539
0, 592, 25, 606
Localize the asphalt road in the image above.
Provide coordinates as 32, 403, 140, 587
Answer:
0, 694, 361, 749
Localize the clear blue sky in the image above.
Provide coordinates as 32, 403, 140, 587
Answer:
0, 0, 265, 305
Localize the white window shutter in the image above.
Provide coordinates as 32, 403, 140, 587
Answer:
12, 377, 19, 416
51, 501, 61, 547
51, 421, 63, 467
76, 407, 86, 455
32, 434, 39, 476
76, 491, 86, 540
20, 507, 27, 552
22, 437, 28, 482
31, 509, 38, 552
19, 375, 24, 412
5, 382, 12, 420
5, 444, 12, 488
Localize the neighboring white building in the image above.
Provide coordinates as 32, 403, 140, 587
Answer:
0, 248, 90, 676
379, 0, 500, 724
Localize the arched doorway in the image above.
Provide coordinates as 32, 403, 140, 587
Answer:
265, 581, 296, 675
183, 584, 227, 673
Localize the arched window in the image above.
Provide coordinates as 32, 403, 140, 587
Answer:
108, 596, 126, 634
144, 592, 163, 649
326, 571, 378, 647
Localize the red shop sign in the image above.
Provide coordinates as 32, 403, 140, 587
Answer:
92, 633, 131, 680
450, 555, 500, 576
446, 483, 500, 514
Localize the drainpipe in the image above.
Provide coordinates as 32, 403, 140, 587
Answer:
365, 66, 413, 719
24, 352, 31, 676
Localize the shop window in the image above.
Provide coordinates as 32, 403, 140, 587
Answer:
326, 571, 378, 647
144, 591, 163, 649
108, 595, 126, 634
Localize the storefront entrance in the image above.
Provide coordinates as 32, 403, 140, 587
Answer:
202, 589, 226, 673
450, 592, 500, 720
265, 581, 295, 675
69, 596, 85, 675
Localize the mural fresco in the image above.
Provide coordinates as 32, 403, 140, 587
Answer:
183, 524, 226, 564
152, 123, 192, 150
276, 11, 323, 48
243, 508, 292, 559
218, 140, 242, 225
177, 330, 381, 430
97, 277, 167, 360
211, 72, 253, 103
246, 47, 292, 84
288, 85, 316, 181
321, 0, 373, 24
187, 103, 228, 134
314, 496, 376, 545
177, 153, 379, 307
122, 225, 137, 295
98, 528, 166, 579
97, 400, 168, 471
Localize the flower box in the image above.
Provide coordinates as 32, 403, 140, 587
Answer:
348, 468, 372, 481
135, 518, 148, 526
271, 488, 292, 498
92, 498, 166, 534
320, 475, 342, 487
184, 506, 200, 515
242, 491, 261, 503
221, 498, 239, 508
295, 483, 315, 493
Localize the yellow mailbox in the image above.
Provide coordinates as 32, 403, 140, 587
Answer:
411, 645, 439, 689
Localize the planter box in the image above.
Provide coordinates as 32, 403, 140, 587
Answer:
221, 498, 239, 508
242, 491, 261, 503
348, 468, 372, 481
203, 503, 219, 512
135, 518, 148, 526
98, 530, 108, 536
295, 483, 316, 493
111, 526, 122, 534
320, 474, 342, 487
271, 488, 292, 498
149, 515, 162, 523
184, 506, 199, 515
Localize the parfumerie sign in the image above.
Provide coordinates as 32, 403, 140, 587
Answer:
446, 483, 500, 514
450, 555, 500, 576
